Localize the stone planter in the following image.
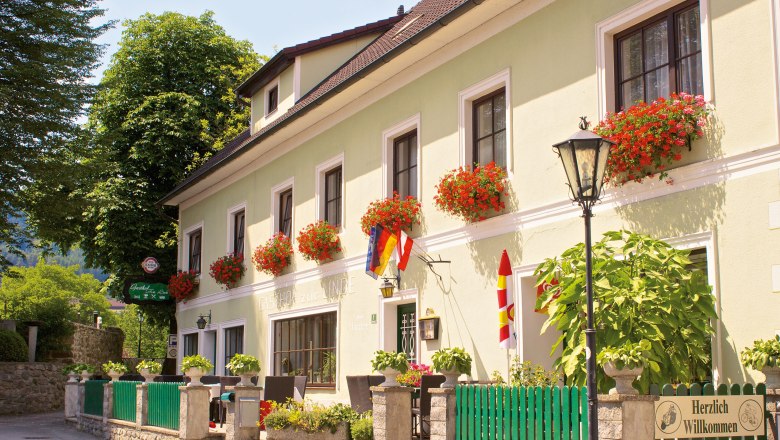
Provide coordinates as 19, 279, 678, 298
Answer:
603, 362, 643, 395
267, 422, 348, 440
762, 366, 780, 388
107, 370, 122, 382
237, 372, 258, 387
80, 370, 92, 381
139, 368, 158, 383
185, 367, 208, 386
67, 372, 79, 383
439, 369, 461, 388
379, 367, 402, 387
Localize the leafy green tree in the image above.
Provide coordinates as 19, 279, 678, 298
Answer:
0, 259, 114, 359
115, 304, 169, 360
23, 12, 262, 323
0, 0, 111, 272
535, 230, 716, 392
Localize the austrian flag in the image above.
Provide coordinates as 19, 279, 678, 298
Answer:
395, 230, 414, 271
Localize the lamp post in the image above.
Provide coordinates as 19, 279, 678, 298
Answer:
137, 311, 144, 358
552, 117, 614, 440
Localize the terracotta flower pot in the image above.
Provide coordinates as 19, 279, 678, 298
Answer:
603, 362, 643, 395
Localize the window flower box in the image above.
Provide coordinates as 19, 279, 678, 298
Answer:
434, 162, 508, 222
297, 221, 341, 263
360, 192, 421, 236
209, 253, 245, 289
168, 270, 198, 302
252, 233, 293, 276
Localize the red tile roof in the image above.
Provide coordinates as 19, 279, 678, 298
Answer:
161, 0, 476, 205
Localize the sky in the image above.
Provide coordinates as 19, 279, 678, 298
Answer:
91, 0, 409, 82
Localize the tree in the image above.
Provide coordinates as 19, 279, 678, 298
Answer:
24, 12, 262, 321
0, 259, 114, 359
114, 304, 169, 360
535, 230, 716, 392
0, 0, 111, 272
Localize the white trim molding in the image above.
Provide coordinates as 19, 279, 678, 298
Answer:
377, 289, 420, 363
264, 78, 281, 118
315, 153, 345, 229
226, 202, 247, 255
595, 0, 714, 119
458, 68, 512, 173
270, 177, 295, 239
381, 114, 422, 198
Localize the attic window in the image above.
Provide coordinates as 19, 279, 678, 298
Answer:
267, 85, 278, 115
393, 14, 423, 39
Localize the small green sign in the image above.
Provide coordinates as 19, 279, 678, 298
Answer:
129, 282, 170, 301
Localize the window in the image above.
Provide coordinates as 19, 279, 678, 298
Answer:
224, 326, 244, 375
273, 312, 336, 387
615, 1, 702, 110
183, 333, 198, 357
393, 131, 417, 198
188, 229, 202, 274
232, 210, 245, 256
279, 189, 293, 237
267, 85, 278, 115
472, 88, 506, 168
324, 167, 342, 227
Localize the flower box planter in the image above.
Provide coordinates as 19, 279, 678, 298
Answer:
434, 162, 508, 222
253, 233, 293, 276
209, 253, 246, 289
297, 221, 341, 263
267, 423, 349, 440
360, 193, 421, 236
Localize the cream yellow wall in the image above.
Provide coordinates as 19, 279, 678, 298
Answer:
298, 34, 379, 97
178, 0, 780, 400
250, 66, 296, 134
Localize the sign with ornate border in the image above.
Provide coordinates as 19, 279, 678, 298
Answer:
655, 395, 765, 438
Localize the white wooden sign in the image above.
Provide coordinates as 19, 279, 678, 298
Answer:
655, 395, 765, 438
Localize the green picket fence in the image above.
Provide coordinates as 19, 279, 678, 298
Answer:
112, 381, 141, 422
83, 380, 109, 416
147, 382, 184, 430
651, 382, 767, 440
456, 385, 589, 440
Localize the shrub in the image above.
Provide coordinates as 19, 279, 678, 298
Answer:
360, 192, 421, 236
297, 221, 341, 262
63, 363, 96, 374
598, 340, 651, 370
252, 233, 293, 276
741, 336, 780, 371
264, 400, 358, 433
434, 162, 508, 222
350, 415, 373, 440
0, 329, 27, 361
508, 358, 560, 387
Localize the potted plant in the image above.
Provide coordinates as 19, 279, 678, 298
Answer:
740, 335, 780, 388
321, 351, 336, 383
434, 162, 508, 222
370, 350, 409, 387
136, 360, 162, 382
102, 361, 128, 382
297, 221, 341, 263
594, 93, 709, 186
432, 347, 472, 388
360, 192, 421, 236
181, 354, 213, 386
397, 362, 432, 388
63, 363, 92, 382
264, 400, 357, 439
168, 270, 198, 302
209, 253, 246, 289
227, 353, 261, 386
252, 233, 293, 276
597, 340, 650, 395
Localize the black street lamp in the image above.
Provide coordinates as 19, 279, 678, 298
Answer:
137, 311, 144, 358
552, 116, 614, 440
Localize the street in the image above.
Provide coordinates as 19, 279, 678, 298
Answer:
0, 412, 93, 440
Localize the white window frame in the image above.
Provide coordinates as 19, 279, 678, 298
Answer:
217, 318, 247, 376
458, 68, 512, 173
178, 327, 200, 371
381, 114, 421, 198
270, 177, 295, 241
595, 0, 713, 119
266, 303, 340, 389
226, 202, 247, 256
377, 288, 420, 363
182, 222, 204, 276
315, 153, 345, 229
265, 78, 280, 117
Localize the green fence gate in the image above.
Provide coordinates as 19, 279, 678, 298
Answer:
112, 381, 141, 422
83, 380, 109, 416
147, 382, 184, 430
456, 385, 589, 440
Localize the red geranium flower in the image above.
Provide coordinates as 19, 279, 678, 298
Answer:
434, 162, 508, 222
252, 233, 293, 276
209, 253, 245, 289
297, 221, 341, 263
360, 192, 421, 236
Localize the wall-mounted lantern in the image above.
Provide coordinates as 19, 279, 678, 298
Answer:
196, 310, 212, 330
418, 308, 440, 340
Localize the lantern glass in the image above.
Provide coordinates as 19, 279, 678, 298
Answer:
379, 280, 395, 298
196, 316, 207, 330
554, 129, 613, 204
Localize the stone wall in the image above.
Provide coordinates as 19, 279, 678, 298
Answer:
0, 362, 65, 415
106, 420, 179, 440
71, 323, 124, 369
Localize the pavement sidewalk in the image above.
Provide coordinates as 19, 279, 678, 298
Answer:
0, 411, 94, 440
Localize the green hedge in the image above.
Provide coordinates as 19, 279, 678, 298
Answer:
0, 329, 27, 361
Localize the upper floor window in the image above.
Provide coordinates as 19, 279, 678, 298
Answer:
232, 210, 245, 256
188, 229, 202, 274
615, 1, 702, 110
472, 88, 506, 168
267, 85, 278, 115
279, 188, 293, 237
393, 130, 417, 198
324, 166, 342, 227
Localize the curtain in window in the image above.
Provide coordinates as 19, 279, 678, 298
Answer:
676, 7, 703, 95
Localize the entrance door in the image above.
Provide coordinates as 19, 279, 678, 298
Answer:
396, 304, 416, 362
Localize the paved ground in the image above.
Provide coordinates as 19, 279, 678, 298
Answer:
0, 412, 94, 440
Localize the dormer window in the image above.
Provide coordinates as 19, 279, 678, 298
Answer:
267, 85, 278, 115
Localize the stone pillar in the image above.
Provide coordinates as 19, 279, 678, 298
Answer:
765, 388, 780, 440
224, 385, 263, 440
178, 385, 210, 440
27, 325, 38, 362
64, 381, 79, 418
77, 381, 85, 419
103, 382, 113, 424
371, 386, 414, 440
597, 394, 658, 440
136, 383, 149, 427
429, 388, 456, 440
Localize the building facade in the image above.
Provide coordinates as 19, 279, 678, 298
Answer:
162, 0, 780, 401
